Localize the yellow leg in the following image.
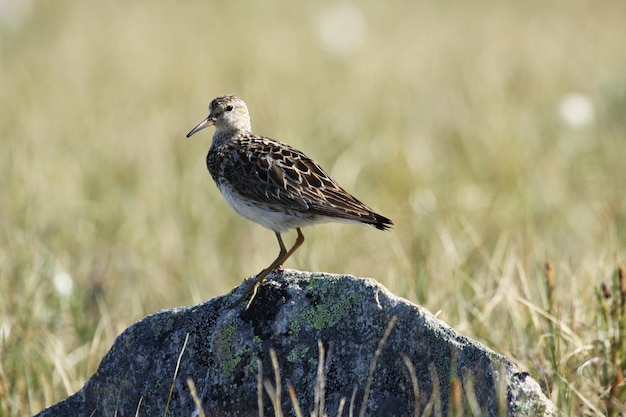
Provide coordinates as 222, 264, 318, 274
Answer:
228, 228, 305, 308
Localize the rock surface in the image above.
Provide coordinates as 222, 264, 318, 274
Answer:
35, 270, 557, 417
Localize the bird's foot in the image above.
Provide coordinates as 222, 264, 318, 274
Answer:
228, 267, 275, 309
242, 264, 282, 284
227, 281, 258, 309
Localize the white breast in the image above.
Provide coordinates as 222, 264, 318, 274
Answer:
218, 184, 324, 233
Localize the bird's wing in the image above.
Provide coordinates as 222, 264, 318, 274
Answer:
224, 136, 380, 223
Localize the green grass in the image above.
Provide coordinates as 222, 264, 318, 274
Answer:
1, 0, 626, 415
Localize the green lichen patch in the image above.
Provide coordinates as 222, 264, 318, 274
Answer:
287, 344, 310, 363
213, 315, 252, 380
288, 276, 363, 335
150, 315, 175, 338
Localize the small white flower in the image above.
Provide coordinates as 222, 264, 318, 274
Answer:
0, 0, 33, 30
558, 93, 595, 128
53, 270, 74, 297
316, 3, 367, 55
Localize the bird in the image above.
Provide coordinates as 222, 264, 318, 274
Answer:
186, 95, 393, 307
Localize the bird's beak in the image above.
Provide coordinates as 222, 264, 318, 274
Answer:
186, 116, 216, 138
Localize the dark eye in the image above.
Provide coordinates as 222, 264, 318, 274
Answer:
225, 105, 233, 112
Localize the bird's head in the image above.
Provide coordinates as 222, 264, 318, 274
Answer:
186, 95, 251, 138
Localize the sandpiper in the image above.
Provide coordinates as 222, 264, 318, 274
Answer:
186, 95, 393, 307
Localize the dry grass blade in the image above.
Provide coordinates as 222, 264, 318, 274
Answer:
425, 364, 442, 417
262, 349, 283, 417
495, 364, 508, 415
163, 333, 189, 417
337, 397, 346, 417
461, 375, 481, 416
358, 315, 398, 417
348, 385, 358, 417
563, 378, 604, 416
544, 261, 555, 314
514, 296, 581, 345
258, 359, 264, 417
43, 328, 75, 396
286, 382, 303, 417
451, 377, 462, 416
313, 340, 326, 417
401, 354, 420, 417
133, 396, 143, 417
187, 378, 206, 417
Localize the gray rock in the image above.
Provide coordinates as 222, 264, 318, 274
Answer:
35, 270, 557, 417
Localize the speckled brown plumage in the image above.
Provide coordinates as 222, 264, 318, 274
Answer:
186, 95, 392, 307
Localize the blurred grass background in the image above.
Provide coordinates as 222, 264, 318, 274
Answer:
1, 0, 626, 415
